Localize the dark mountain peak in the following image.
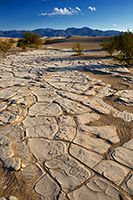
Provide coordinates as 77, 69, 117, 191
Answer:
81, 27, 92, 30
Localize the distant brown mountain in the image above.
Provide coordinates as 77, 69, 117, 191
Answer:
0, 27, 124, 38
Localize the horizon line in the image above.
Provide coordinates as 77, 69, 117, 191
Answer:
0, 26, 127, 32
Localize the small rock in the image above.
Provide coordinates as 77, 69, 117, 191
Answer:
21, 163, 26, 168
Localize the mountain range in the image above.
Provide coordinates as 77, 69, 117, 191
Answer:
0, 27, 123, 38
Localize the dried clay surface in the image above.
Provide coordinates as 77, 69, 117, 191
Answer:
0, 49, 132, 200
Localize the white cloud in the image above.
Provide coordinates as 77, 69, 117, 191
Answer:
88, 6, 96, 11
75, 7, 81, 12
113, 24, 117, 27
39, 7, 81, 16
53, 7, 72, 15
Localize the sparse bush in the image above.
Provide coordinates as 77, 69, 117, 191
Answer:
100, 31, 133, 64
17, 39, 27, 50
0, 39, 13, 54
114, 31, 133, 64
17, 31, 43, 50
32, 37, 43, 49
8, 38, 16, 44
100, 37, 116, 56
72, 43, 83, 55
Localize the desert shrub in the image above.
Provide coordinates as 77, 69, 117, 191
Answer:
114, 31, 133, 63
100, 37, 116, 56
32, 37, 43, 49
27, 32, 43, 48
17, 31, 43, 50
72, 43, 83, 55
17, 39, 27, 50
101, 31, 133, 64
0, 39, 13, 54
8, 38, 16, 44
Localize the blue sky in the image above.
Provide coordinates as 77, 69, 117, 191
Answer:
0, 0, 133, 31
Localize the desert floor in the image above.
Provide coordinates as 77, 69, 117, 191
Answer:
44, 35, 112, 50
0, 38, 132, 200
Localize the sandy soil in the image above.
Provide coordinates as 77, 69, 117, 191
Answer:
0, 161, 40, 200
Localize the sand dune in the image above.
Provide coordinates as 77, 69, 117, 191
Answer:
44, 35, 112, 50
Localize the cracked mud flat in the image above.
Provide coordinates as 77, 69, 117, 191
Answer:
0, 49, 132, 200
